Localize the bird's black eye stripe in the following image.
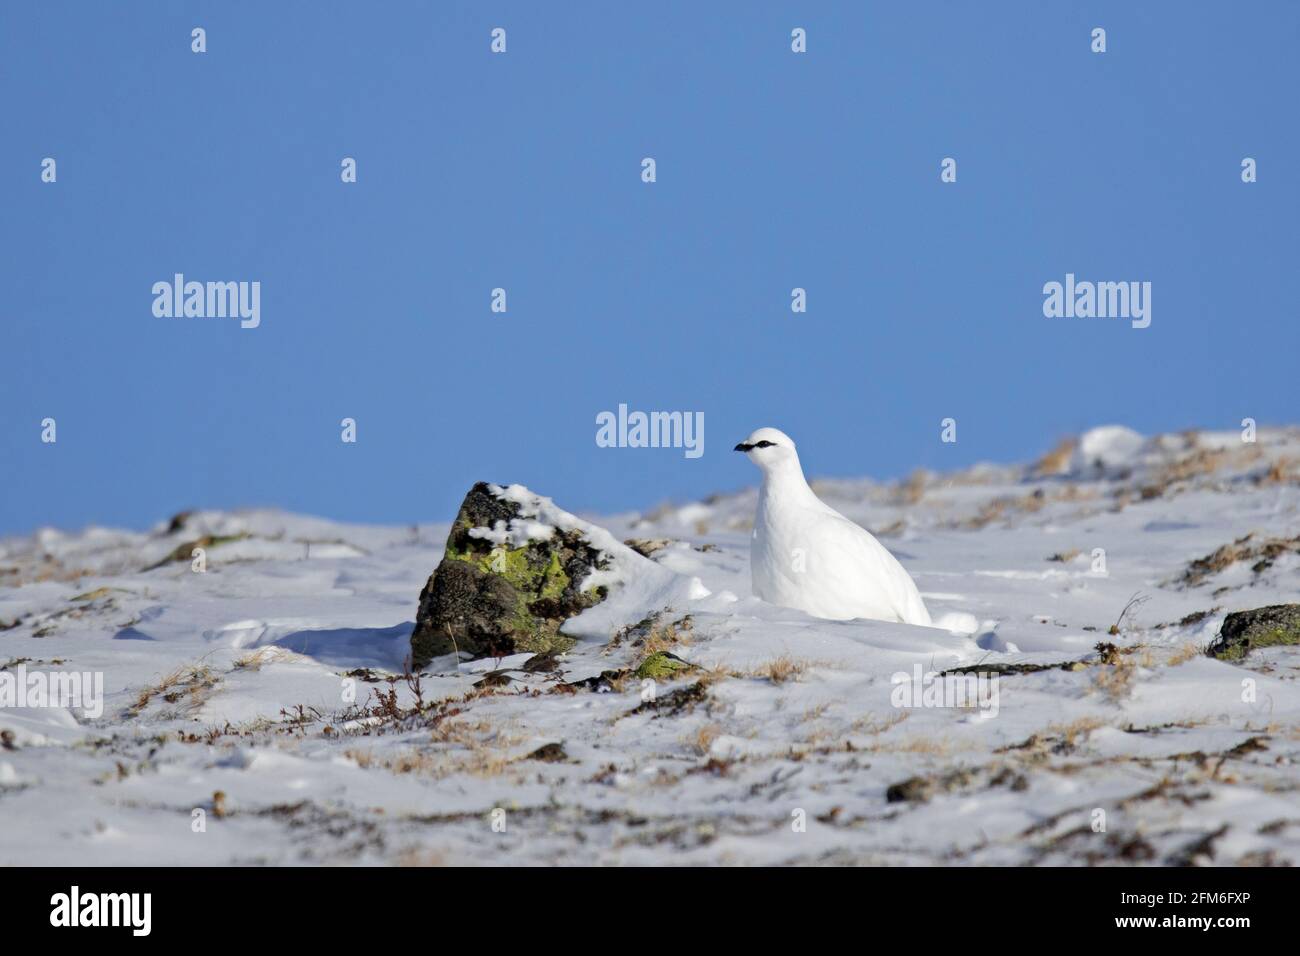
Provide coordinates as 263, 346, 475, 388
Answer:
754, 440, 777, 448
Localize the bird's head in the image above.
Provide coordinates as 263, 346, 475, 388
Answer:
734, 427, 800, 474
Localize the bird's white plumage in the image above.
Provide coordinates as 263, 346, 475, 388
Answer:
737, 427, 932, 626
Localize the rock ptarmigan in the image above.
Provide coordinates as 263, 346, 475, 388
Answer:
735, 427, 932, 626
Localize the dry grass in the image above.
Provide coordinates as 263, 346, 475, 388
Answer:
638, 617, 693, 656
800, 702, 831, 723
850, 710, 909, 736
346, 714, 530, 779
386, 751, 446, 775
69, 586, 118, 602
338, 694, 536, 780
1179, 532, 1300, 586
1109, 594, 1150, 635
682, 723, 723, 757
871, 518, 907, 538
344, 748, 375, 769
963, 489, 1051, 529
1166, 642, 1202, 666
895, 469, 928, 505
1091, 653, 1139, 702
1046, 549, 1082, 563
693, 661, 735, 688
429, 715, 510, 746
128, 663, 219, 717
1255, 456, 1297, 486
1033, 437, 1077, 476
1144, 447, 1228, 492
754, 655, 807, 685
1047, 716, 1110, 747
719, 655, 822, 685
864, 734, 961, 756
231, 647, 298, 671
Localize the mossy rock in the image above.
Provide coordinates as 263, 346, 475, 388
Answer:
634, 651, 693, 681
1206, 604, 1300, 662
410, 483, 609, 667
144, 533, 250, 571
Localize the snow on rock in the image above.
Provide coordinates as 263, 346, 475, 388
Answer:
409, 482, 709, 665
489, 483, 711, 641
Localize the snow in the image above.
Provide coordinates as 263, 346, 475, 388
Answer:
1, 427, 1298, 865
1071, 424, 1148, 476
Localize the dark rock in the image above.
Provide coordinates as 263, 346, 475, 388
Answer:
1206, 604, 1300, 661
942, 660, 1085, 677
623, 538, 674, 558
521, 651, 562, 673
625, 680, 709, 718
165, 510, 194, 534
885, 776, 933, 804
886, 768, 978, 804
525, 742, 568, 763
1176, 607, 1218, 627
410, 483, 610, 667
143, 533, 249, 572
565, 668, 631, 693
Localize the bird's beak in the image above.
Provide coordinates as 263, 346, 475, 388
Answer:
734, 443, 752, 452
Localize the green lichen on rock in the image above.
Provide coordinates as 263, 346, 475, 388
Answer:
447, 544, 569, 603
410, 483, 610, 667
634, 651, 692, 681
1206, 604, 1300, 662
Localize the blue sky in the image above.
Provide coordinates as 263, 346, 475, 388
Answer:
2, 1, 1297, 535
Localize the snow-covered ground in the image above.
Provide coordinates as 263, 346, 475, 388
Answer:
1, 425, 1297, 866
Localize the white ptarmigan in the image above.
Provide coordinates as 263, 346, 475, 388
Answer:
735, 427, 932, 626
